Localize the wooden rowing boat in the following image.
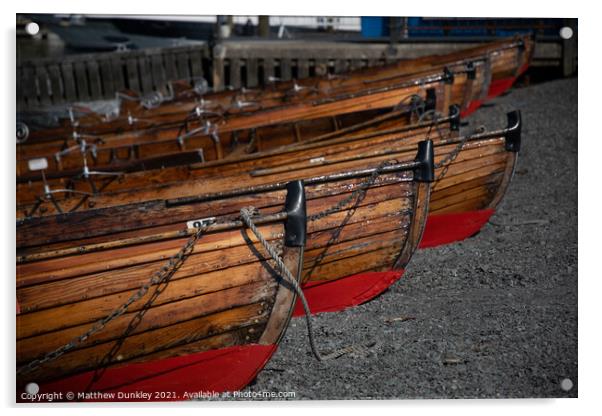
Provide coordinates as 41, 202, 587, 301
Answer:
16, 105, 433, 209
419, 110, 521, 248
18, 35, 532, 142
224, 108, 521, 315
18, 103, 521, 316
18, 138, 434, 335
222, 107, 524, 253
17, 180, 307, 401
17, 106, 443, 217
17, 33, 533, 180
16, 66, 458, 178
17, 141, 434, 400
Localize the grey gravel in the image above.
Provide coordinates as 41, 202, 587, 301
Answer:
245, 77, 578, 400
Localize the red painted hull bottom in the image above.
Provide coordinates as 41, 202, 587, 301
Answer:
292, 209, 494, 316
419, 209, 495, 249
18, 344, 276, 402
460, 77, 515, 117
460, 63, 529, 117
293, 270, 404, 316
16, 211, 496, 400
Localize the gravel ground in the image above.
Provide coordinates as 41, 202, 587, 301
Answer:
241, 76, 578, 400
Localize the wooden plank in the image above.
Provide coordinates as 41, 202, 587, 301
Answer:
280, 58, 292, 81
110, 57, 125, 92
229, 58, 241, 89
262, 58, 274, 84
20, 317, 266, 385
163, 53, 178, 81
86, 60, 103, 99
125, 57, 140, 92
74, 61, 90, 100
246, 58, 258, 88
137, 56, 153, 93
432, 169, 504, 205
46, 64, 63, 104
189, 50, 204, 79
35, 65, 51, 105
18, 240, 279, 311
176, 52, 191, 80
17, 260, 275, 339
99, 59, 115, 99
60, 62, 77, 102
297, 59, 309, 79
150, 54, 167, 90
18, 302, 266, 370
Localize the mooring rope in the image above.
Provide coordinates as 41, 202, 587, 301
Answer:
240, 207, 379, 361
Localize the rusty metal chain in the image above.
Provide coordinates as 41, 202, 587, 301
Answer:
17, 224, 207, 376
308, 159, 398, 222
434, 133, 469, 182
434, 125, 487, 182
413, 109, 467, 183
20, 160, 402, 374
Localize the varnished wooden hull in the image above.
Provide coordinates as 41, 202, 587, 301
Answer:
17, 183, 307, 401
17, 108, 520, 223
17, 106, 521, 318
19, 35, 532, 142
16, 67, 454, 178
16, 35, 533, 179
15, 38, 529, 401
16, 108, 425, 212
289, 112, 522, 314
420, 137, 519, 247
17, 146, 434, 400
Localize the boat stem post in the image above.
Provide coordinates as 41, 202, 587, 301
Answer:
413, 140, 435, 183
284, 180, 307, 247
504, 110, 522, 152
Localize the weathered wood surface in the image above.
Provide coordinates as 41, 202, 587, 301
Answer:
15, 37, 527, 393
18, 36, 532, 143
17, 149, 428, 388
16, 63, 452, 151
16, 36, 532, 182
16, 108, 427, 205
17, 114, 434, 217
17, 44, 211, 109
17, 108, 516, 230
16, 186, 302, 389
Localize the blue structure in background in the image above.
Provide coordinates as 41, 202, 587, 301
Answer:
360, 17, 568, 39
361, 17, 387, 37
